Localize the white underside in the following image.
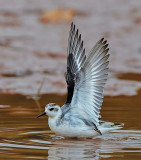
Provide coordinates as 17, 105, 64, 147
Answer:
51, 126, 122, 138
48, 118, 122, 138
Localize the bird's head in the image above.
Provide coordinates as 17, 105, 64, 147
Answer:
37, 103, 61, 118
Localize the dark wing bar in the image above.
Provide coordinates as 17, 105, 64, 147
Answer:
65, 22, 86, 104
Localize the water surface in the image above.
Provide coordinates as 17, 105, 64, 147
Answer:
0, 92, 141, 160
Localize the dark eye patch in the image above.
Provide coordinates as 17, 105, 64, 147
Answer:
49, 108, 54, 111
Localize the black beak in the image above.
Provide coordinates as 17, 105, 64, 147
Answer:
36, 112, 46, 118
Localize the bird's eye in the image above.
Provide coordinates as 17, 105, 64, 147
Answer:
49, 108, 54, 111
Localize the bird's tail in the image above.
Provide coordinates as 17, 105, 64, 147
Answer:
113, 122, 124, 127
100, 120, 124, 128
99, 120, 124, 134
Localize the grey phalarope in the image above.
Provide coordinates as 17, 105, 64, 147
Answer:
37, 23, 123, 138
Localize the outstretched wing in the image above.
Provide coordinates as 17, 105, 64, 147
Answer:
65, 23, 86, 104
70, 38, 109, 127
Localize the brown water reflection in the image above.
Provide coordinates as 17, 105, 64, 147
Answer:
118, 73, 141, 82
0, 92, 141, 159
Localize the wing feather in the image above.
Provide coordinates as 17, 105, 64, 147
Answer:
70, 38, 109, 126
65, 23, 86, 104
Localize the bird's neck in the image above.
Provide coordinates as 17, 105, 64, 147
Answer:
48, 113, 62, 131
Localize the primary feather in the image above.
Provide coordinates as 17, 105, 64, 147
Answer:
63, 23, 109, 128
65, 22, 86, 104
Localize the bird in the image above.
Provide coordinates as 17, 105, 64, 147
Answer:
37, 23, 124, 138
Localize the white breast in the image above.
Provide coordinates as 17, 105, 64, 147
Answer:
48, 117, 99, 137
